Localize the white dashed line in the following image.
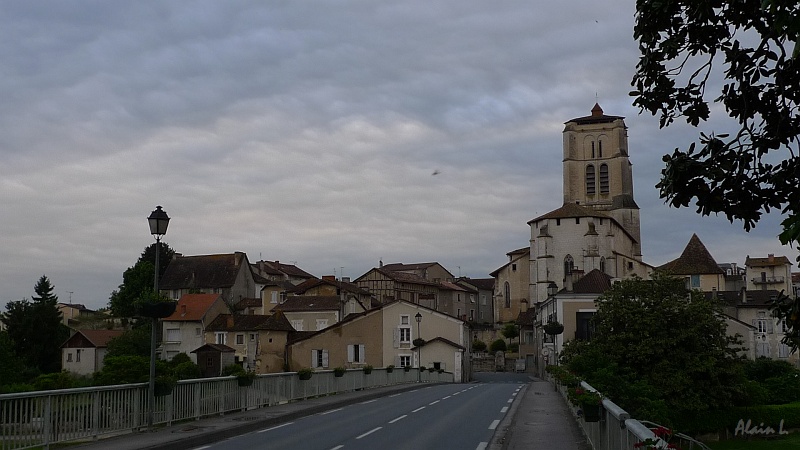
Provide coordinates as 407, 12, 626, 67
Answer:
193, 446, 211, 450
389, 414, 407, 424
507, 398, 513, 403
321, 408, 343, 415
501, 406, 508, 413
356, 427, 382, 439
258, 422, 294, 433
330, 446, 344, 450
429, 400, 440, 405
412, 406, 426, 413
476, 443, 488, 450
360, 399, 377, 404
442, 395, 451, 399
489, 420, 500, 430
389, 393, 402, 397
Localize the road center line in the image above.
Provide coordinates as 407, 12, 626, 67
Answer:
489, 420, 500, 430
356, 427, 382, 439
412, 406, 426, 413
442, 395, 451, 399
429, 400, 440, 405
258, 422, 294, 433
330, 446, 344, 450
321, 408, 343, 415
388, 414, 407, 424
389, 393, 402, 397
360, 399, 377, 404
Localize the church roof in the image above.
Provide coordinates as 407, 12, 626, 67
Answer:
566, 103, 625, 125
528, 202, 611, 223
658, 234, 724, 275
572, 269, 613, 294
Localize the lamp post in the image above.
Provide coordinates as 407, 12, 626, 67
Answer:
415, 312, 422, 382
546, 282, 558, 368
147, 206, 170, 429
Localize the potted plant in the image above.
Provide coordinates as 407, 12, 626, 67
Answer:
298, 368, 313, 381
634, 426, 677, 449
543, 320, 564, 336
333, 367, 346, 377
412, 338, 426, 347
236, 370, 256, 387
403, 365, 411, 372
419, 366, 426, 372
428, 367, 435, 372
363, 365, 373, 375
570, 387, 602, 422
153, 375, 176, 397
386, 364, 394, 373
438, 369, 444, 374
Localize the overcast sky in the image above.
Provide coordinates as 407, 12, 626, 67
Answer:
1, 1, 795, 310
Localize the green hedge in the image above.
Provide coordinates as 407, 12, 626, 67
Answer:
679, 402, 800, 434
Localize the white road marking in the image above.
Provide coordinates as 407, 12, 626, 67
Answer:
429, 400, 440, 405
258, 422, 294, 433
476, 443, 488, 450
389, 393, 402, 397
321, 408, 343, 415
389, 414, 407, 424
360, 399, 377, 404
356, 427, 382, 439
412, 406, 426, 413
512, 392, 518, 396
193, 447, 211, 450
507, 398, 513, 403
442, 395, 451, 399
501, 406, 508, 413
489, 419, 500, 430
330, 446, 344, 450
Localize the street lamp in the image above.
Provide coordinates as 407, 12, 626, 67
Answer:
147, 206, 170, 429
415, 312, 422, 382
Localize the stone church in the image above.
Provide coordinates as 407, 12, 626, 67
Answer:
528, 104, 651, 304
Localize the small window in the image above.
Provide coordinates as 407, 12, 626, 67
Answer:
236, 334, 245, 345
250, 333, 257, 342
599, 164, 609, 193
76, 349, 81, 363
400, 314, 410, 325
347, 344, 366, 364
316, 319, 329, 331
575, 218, 580, 224
399, 355, 411, 367
586, 165, 596, 195
511, 264, 517, 272
195, 327, 202, 336
504, 282, 511, 308
690, 275, 700, 288
598, 140, 603, 157
399, 327, 411, 343
67, 352, 73, 362
215, 333, 226, 345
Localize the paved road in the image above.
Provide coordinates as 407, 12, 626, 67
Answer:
192, 381, 525, 450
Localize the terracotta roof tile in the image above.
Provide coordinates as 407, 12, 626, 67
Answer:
75, 329, 124, 348
164, 293, 224, 321
572, 269, 613, 294
745, 255, 793, 267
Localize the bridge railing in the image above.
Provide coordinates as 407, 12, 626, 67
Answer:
547, 374, 710, 450
0, 368, 451, 450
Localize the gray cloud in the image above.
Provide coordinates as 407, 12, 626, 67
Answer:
0, 1, 794, 309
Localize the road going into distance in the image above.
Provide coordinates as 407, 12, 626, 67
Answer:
191, 373, 530, 450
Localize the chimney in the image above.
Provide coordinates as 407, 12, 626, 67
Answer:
769, 254, 775, 262
520, 299, 528, 312
565, 272, 574, 292
226, 315, 234, 328
323, 275, 336, 281
342, 277, 350, 283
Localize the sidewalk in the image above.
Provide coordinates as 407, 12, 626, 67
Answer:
71, 383, 425, 450
491, 377, 592, 450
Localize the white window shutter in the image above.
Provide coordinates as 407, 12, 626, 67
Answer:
347, 345, 354, 363
395, 355, 401, 367
312, 350, 318, 368
322, 350, 329, 368
393, 328, 400, 348
359, 344, 365, 363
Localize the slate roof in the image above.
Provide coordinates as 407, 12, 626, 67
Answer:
458, 277, 495, 291
516, 308, 537, 326
412, 336, 465, 351
253, 260, 315, 279
572, 269, 613, 294
528, 202, 612, 224
191, 343, 235, 353
289, 278, 371, 296
706, 289, 782, 308
658, 234, 724, 275
566, 103, 625, 125
164, 293, 223, 321
232, 297, 262, 311
205, 313, 295, 332
275, 296, 341, 312
439, 281, 467, 292
63, 329, 124, 348
160, 252, 248, 290
380, 262, 438, 272
745, 255, 793, 267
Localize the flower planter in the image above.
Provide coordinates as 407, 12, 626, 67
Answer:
363, 366, 373, 375
386, 366, 394, 373
334, 368, 345, 377
153, 379, 175, 397
237, 376, 254, 387
581, 403, 601, 422
298, 371, 313, 380
403, 366, 411, 372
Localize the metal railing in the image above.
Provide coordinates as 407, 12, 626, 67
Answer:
0, 368, 451, 450
548, 374, 710, 450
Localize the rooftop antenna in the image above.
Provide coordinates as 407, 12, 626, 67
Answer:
67, 291, 74, 304
457, 266, 461, 277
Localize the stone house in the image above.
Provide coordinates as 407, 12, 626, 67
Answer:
204, 312, 294, 373
160, 252, 256, 309
275, 295, 367, 332
745, 254, 793, 294
490, 247, 531, 324
160, 293, 229, 362
61, 329, 124, 375
658, 234, 726, 291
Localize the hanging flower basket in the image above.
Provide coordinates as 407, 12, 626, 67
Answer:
413, 338, 426, 347
153, 376, 176, 397
137, 300, 177, 319
298, 368, 313, 380
543, 321, 564, 335
333, 367, 346, 377
386, 365, 394, 373
403, 366, 411, 372
363, 365, 373, 375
